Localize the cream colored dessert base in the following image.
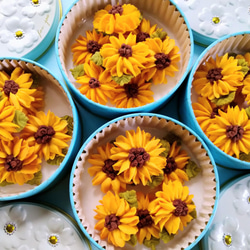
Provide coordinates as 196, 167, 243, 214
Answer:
72, 115, 217, 250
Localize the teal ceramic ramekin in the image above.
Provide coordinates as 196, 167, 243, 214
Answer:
0, 57, 81, 201
69, 113, 219, 250
55, 0, 194, 119
180, 31, 250, 170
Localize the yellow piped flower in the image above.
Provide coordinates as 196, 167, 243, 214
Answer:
163, 141, 190, 184
148, 180, 196, 235
94, 191, 139, 247
88, 142, 127, 193
100, 32, 155, 78
142, 37, 180, 84
207, 106, 250, 158
76, 61, 116, 105
20, 110, 72, 161
71, 29, 109, 65
0, 67, 37, 114
136, 192, 160, 244
111, 74, 154, 108
110, 127, 166, 185
0, 98, 19, 141
0, 137, 41, 185
93, 3, 141, 35
193, 53, 244, 100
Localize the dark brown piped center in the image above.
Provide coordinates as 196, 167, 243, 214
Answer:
104, 214, 121, 231
128, 148, 150, 168
118, 44, 132, 58
4, 80, 19, 96
34, 125, 55, 144
137, 209, 153, 228
102, 159, 118, 180
136, 32, 150, 43
5, 155, 23, 172
124, 83, 139, 98
164, 157, 177, 174
87, 40, 102, 54
89, 77, 100, 88
108, 4, 123, 15
210, 107, 219, 119
154, 53, 171, 69
173, 199, 188, 217
226, 125, 244, 142
206, 68, 223, 84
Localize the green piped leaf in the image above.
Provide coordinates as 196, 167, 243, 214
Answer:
151, 28, 168, 40
143, 236, 160, 250
90, 51, 103, 66
31, 74, 40, 88
147, 174, 164, 188
185, 160, 200, 179
245, 107, 250, 119
26, 171, 42, 185
13, 110, 28, 132
0, 180, 13, 187
47, 148, 68, 165
160, 228, 175, 243
239, 152, 250, 162
127, 234, 137, 246
61, 115, 73, 136
237, 58, 249, 76
70, 64, 85, 79
190, 205, 197, 219
211, 92, 236, 106
119, 190, 138, 208
160, 139, 170, 157
112, 74, 134, 86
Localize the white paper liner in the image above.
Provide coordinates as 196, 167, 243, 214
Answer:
57, 0, 192, 107
72, 115, 217, 250
0, 59, 73, 198
190, 33, 250, 163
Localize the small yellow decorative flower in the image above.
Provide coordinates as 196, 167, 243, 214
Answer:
0, 137, 41, 185
206, 106, 250, 158
100, 32, 155, 78
136, 192, 160, 244
76, 61, 116, 105
193, 53, 244, 100
0, 67, 37, 113
149, 180, 196, 235
71, 29, 110, 65
163, 141, 190, 184
110, 127, 166, 185
93, 3, 141, 35
142, 37, 180, 84
88, 142, 127, 193
111, 75, 154, 108
0, 98, 19, 141
94, 191, 139, 247
20, 110, 71, 161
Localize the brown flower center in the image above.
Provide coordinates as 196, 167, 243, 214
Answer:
210, 107, 219, 119
137, 209, 153, 229
118, 44, 132, 58
206, 68, 223, 84
102, 159, 118, 180
226, 125, 244, 142
164, 157, 177, 174
5, 155, 23, 172
104, 214, 121, 231
128, 148, 150, 168
136, 32, 150, 43
124, 83, 139, 98
154, 53, 171, 69
89, 77, 100, 88
108, 4, 123, 15
173, 199, 188, 217
34, 125, 55, 144
87, 40, 102, 54
3, 80, 19, 96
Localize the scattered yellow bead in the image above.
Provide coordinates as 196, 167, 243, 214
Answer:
49, 235, 58, 245
224, 234, 232, 246
32, 0, 39, 4
212, 17, 220, 24
15, 30, 23, 38
5, 223, 15, 234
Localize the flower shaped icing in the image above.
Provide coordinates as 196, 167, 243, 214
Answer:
0, 16, 39, 53
0, 205, 33, 249
208, 216, 246, 249
0, 0, 17, 17
232, 180, 250, 216
235, 0, 250, 28
34, 217, 81, 249
18, 0, 53, 18
198, 4, 231, 37
171, 0, 198, 12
